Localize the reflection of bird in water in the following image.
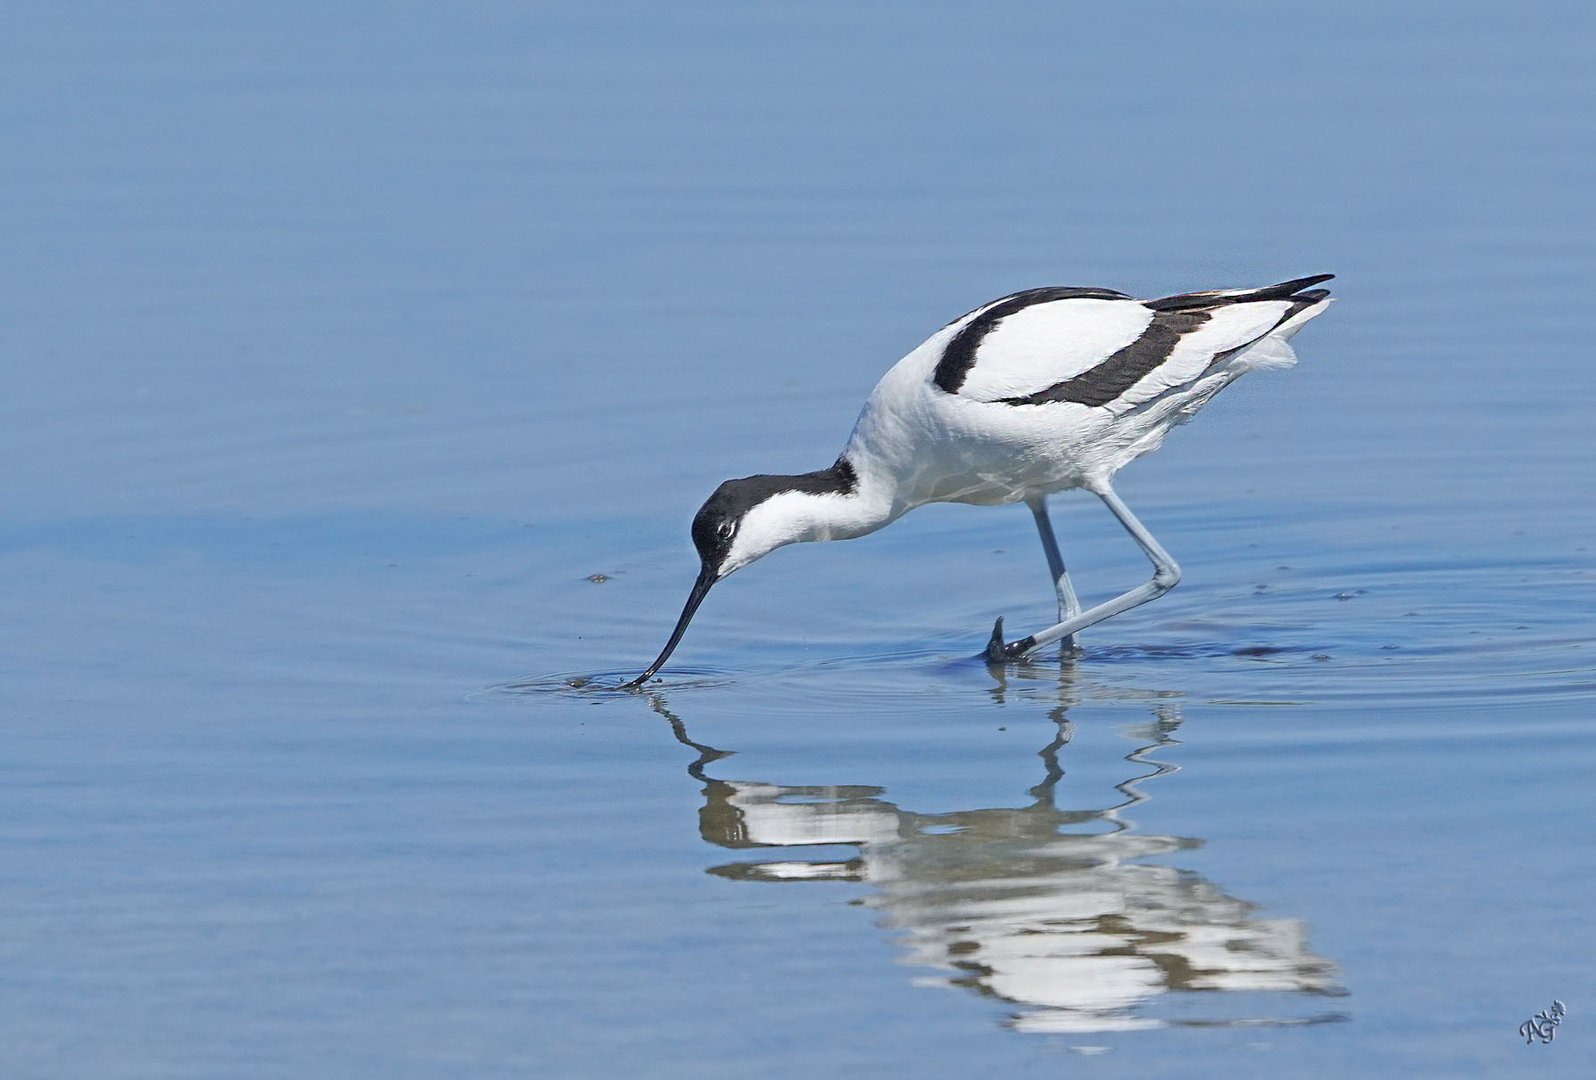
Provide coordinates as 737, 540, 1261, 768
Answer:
649, 688, 1344, 1034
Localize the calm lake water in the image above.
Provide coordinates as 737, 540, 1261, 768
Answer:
5, 3, 1595, 1077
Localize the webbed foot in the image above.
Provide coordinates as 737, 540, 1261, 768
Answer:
984, 617, 1008, 662
984, 618, 1038, 662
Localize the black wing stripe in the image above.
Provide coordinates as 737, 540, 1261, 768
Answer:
996, 310, 1211, 408
932, 286, 1132, 394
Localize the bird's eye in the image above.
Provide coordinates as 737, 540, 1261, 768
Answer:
717, 520, 736, 541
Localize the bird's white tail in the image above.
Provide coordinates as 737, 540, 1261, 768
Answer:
1232, 297, 1333, 372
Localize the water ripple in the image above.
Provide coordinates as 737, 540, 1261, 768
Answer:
487, 667, 738, 698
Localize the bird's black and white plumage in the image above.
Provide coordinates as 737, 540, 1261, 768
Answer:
628, 275, 1334, 685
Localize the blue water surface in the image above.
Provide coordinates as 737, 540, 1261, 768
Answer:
3, 2, 1594, 1077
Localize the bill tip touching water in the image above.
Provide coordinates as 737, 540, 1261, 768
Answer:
625, 274, 1334, 687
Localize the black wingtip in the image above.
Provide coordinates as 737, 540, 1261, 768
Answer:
1261, 273, 1335, 299
1146, 273, 1334, 312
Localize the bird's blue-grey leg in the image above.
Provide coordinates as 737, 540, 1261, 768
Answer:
1026, 496, 1081, 652
991, 482, 1180, 660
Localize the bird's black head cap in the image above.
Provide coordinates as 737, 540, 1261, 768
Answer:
690, 479, 757, 575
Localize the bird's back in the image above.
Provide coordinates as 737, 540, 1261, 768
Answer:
844, 276, 1333, 505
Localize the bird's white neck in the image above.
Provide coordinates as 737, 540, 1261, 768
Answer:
722, 454, 901, 571
779, 466, 898, 543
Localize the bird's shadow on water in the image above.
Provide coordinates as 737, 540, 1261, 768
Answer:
627, 661, 1349, 1036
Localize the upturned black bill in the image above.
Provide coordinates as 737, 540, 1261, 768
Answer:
623, 565, 716, 688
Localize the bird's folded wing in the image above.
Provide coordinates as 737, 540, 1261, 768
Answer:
1098, 300, 1302, 412
954, 296, 1304, 411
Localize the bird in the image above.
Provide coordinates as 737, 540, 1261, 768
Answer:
625, 274, 1334, 687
